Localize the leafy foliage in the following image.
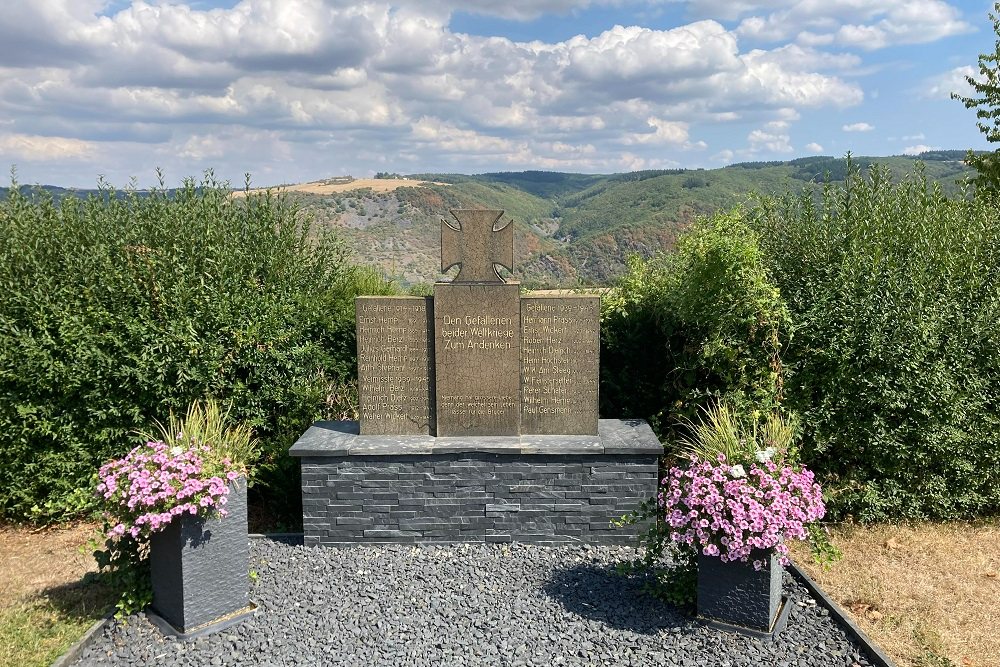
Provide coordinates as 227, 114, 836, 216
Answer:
952, 2, 1000, 191
600, 207, 791, 436
0, 172, 392, 523
749, 163, 1000, 520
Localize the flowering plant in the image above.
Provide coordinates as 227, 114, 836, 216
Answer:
92, 399, 257, 617
660, 453, 826, 569
97, 439, 241, 541
615, 403, 838, 607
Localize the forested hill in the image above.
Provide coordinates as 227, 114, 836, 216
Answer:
306, 153, 972, 286
2, 152, 974, 287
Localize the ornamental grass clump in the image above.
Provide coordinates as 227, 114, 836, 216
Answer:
660, 454, 826, 569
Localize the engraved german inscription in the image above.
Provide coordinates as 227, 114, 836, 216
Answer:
356, 296, 434, 435
434, 283, 521, 436
520, 295, 600, 435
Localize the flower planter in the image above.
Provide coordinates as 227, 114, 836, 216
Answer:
697, 549, 790, 638
147, 477, 254, 638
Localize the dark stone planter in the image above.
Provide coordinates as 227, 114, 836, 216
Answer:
148, 477, 254, 638
697, 549, 789, 638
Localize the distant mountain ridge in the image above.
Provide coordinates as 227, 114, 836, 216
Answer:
1, 152, 975, 287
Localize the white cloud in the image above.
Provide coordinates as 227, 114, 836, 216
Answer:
711, 148, 735, 163
842, 122, 874, 132
623, 117, 692, 145
0, 0, 891, 182
805, 141, 824, 152
747, 127, 793, 153
902, 133, 925, 141
0, 133, 95, 161
734, 0, 972, 50
903, 144, 940, 155
922, 65, 975, 100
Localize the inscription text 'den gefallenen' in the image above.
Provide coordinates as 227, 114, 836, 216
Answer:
434, 283, 521, 436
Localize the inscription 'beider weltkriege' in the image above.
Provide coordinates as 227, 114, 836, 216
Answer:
434, 283, 521, 436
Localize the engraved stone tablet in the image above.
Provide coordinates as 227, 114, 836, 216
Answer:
356, 296, 434, 435
520, 295, 600, 435
434, 283, 521, 436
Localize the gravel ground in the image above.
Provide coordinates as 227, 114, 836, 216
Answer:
73, 538, 878, 667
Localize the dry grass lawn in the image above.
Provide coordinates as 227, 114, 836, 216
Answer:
0, 522, 112, 667
790, 520, 1000, 667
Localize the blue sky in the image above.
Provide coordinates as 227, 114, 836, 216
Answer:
0, 0, 994, 187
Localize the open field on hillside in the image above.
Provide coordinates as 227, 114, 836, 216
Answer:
236, 177, 449, 196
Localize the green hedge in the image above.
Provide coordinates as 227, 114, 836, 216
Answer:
0, 175, 392, 522
600, 207, 791, 435
750, 165, 1000, 521
602, 163, 1000, 521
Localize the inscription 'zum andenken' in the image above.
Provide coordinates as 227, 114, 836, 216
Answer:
439, 315, 515, 350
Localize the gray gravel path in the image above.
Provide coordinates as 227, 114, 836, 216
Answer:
73, 538, 878, 667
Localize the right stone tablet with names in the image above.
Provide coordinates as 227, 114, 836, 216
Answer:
520, 295, 600, 435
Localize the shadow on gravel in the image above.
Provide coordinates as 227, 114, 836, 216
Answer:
541, 563, 688, 634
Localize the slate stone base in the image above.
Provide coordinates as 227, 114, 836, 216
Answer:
289, 419, 662, 546
148, 478, 250, 635
697, 549, 785, 635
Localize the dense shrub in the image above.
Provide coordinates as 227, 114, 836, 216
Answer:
749, 164, 1000, 521
0, 174, 391, 523
601, 208, 791, 436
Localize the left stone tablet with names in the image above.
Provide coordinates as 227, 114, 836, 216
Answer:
356, 296, 435, 435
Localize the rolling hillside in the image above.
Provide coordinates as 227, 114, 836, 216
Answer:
301, 153, 973, 287
1, 152, 975, 287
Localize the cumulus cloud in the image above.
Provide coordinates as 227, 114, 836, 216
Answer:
0, 0, 948, 182
747, 127, 793, 153
922, 65, 975, 100
734, 0, 972, 50
805, 142, 824, 152
0, 133, 96, 161
843, 122, 874, 132
903, 144, 940, 155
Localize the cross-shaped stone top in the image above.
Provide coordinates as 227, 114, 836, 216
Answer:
441, 209, 514, 283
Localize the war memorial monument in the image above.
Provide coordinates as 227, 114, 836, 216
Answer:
290, 210, 661, 546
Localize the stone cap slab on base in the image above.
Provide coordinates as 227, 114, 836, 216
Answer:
288, 418, 662, 457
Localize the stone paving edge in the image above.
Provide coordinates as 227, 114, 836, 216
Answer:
50, 612, 114, 667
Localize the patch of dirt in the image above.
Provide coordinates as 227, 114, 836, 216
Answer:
790, 520, 1000, 667
0, 522, 101, 608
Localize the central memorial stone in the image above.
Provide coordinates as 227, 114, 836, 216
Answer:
290, 208, 660, 546
357, 208, 600, 437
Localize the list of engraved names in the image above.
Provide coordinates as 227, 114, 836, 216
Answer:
521, 296, 600, 434
356, 297, 433, 435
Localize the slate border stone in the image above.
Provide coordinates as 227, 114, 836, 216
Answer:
786, 560, 898, 667
50, 613, 114, 667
